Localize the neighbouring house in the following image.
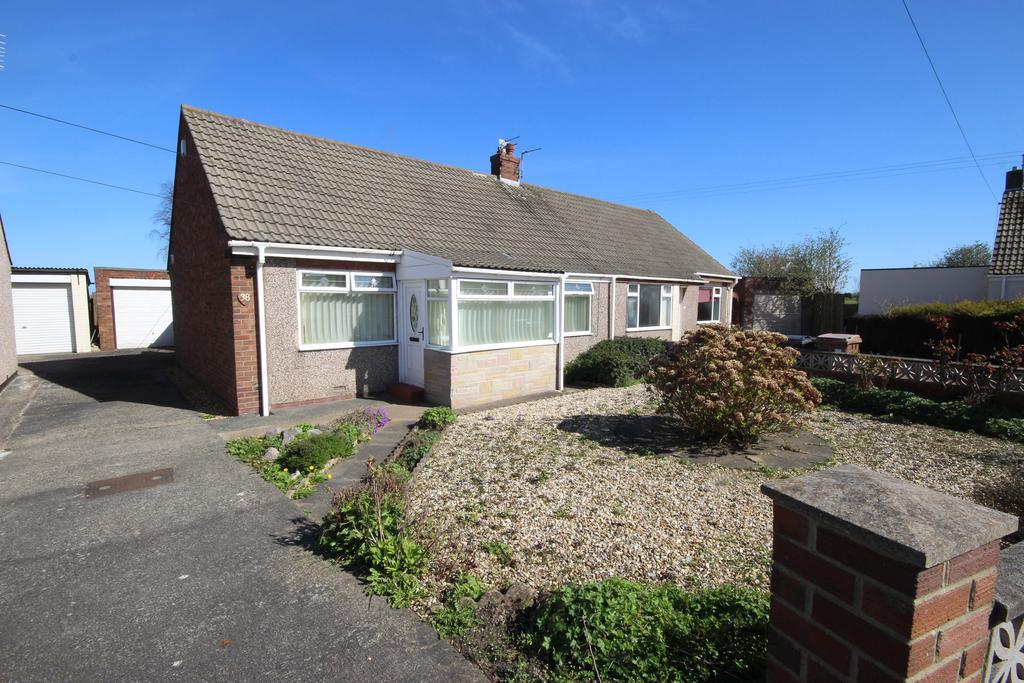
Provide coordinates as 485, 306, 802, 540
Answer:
93, 268, 173, 351
11, 266, 91, 355
169, 105, 736, 415
0, 214, 16, 387
859, 165, 1024, 315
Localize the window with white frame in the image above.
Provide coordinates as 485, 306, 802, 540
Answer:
564, 281, 593, 335
697, 286, 722, 323
427, 279, 450, 348
456, 279, 555, 347
626, 283, 672, 329
297, 270, 396, 347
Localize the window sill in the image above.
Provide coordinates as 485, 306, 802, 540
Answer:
696, 320, 722, 325
563, 331, 593, 337
298, 340, 399, 351
445, 339, 557, 354
625, 326, 671, 332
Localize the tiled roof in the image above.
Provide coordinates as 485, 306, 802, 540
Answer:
992, 189, 1024, 275
181, 105, 732, 280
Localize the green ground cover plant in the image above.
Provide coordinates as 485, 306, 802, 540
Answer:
522, 578, 769, 683
812, 377, 1024, 443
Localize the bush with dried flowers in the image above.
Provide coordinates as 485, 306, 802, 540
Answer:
646, 325, 821, 445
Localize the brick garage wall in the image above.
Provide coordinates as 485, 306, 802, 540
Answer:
169, 116, 260, 415
263, 258, 398, 408
0, 218, 14, 387
444, 344, 557, 409
93, 268, 170, 351
564, 281, 611, 362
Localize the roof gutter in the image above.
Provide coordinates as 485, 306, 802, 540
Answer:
227, 240, 401, 263
450, 265, 561, 279
695, 271, 740, 282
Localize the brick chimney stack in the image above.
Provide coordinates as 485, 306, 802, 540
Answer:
490, 140, 521, 183
1006, 166, 1023, 192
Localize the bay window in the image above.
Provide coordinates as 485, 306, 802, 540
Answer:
456, 279, 555, 348
297, 270, 396, 348
697, 286, 722, 323
564, 281, 593, 335
626, 283, 672, 330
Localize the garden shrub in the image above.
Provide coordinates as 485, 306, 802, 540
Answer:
334, 423, 363, 446
811, 378, 1024, 443
523, 578, 769, 683
432, 571, 490, 640
278, 432, 355, 471
647, 326, 820, 444
420, 406, 457, 430
332, 406, 391, 439
319, 464, 427, 607
564, 337, 670, 387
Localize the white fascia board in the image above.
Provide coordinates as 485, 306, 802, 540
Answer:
451, 266, 561, 280
109, 278, 171, 288
695, 272, 740, 282
12, 273, 73, 284
227, 240, 400, 263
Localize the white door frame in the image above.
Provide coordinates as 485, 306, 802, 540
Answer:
399, 279, 427, 387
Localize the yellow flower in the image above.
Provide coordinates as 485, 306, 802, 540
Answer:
309, 465, 315, 470
327, 474, 332, 479
282, 468, 288, 473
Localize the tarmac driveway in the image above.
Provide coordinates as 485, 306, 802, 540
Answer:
0, 350, 481, 682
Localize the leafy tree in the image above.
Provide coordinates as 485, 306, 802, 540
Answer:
730, 226, 851, 295
928, 241, 991, 268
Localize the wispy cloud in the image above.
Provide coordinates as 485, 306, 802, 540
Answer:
506, 26, 571, 77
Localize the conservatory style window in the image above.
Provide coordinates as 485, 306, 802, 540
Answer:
564, 281, 593, 335
626, 283, 672, 330
297, 270, 396, 348
697, 286, 722, 323
427, 279, 450, 348
456, 279, 555, 348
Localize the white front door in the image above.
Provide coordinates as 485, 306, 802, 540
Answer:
401, 280, 426, 387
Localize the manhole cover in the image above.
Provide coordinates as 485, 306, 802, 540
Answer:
84, 467, 175, 499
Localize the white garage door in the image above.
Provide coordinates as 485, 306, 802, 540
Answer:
752, 293, 802, 335
113, 286, 174, 349
12, 284, 75, 355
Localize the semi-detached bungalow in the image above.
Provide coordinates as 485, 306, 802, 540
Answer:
169, 106, 737, 416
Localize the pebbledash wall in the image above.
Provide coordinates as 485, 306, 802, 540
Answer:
0, 217, 15, 387
611, 281, 731, 339
93, 268, 171, 351
563, 281, 611, 362
263, 258, 398, 408
425, 344, 557, 409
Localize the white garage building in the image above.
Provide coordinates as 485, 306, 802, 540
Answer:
11, 267, 92, 355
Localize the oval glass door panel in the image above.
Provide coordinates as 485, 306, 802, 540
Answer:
409, 293, 420, 332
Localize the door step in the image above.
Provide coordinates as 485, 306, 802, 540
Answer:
386, 383, 425, 402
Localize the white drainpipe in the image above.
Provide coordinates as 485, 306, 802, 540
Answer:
556, 274, 566, 391
609, 276, 617, 339
255, 244, 271, 416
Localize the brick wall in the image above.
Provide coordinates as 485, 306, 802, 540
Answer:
763, 465, 1016, 683
0, 217, 14, 386
169, 115, 260, 415
93, 268, 170, 351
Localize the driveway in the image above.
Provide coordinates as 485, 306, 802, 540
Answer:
0, 350, 481, 682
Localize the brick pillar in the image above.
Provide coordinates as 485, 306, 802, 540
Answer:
762, 464, 1017, 683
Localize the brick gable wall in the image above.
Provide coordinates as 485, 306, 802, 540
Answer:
169, 116, 260, 415
93, 268, 170, 351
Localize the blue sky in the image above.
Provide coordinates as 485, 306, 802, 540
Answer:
1, 1, 1021, 290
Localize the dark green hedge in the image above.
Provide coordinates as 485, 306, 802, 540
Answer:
564, 337, 670, 387
812, 378, 1024, 443
850, 299, 1024, 357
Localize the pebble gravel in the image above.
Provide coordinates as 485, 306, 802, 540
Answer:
407, 386, 1024, 595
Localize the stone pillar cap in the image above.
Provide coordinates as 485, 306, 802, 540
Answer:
762, 465, 1018, 568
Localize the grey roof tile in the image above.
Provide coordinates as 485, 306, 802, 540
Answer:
181, 105, 732, 279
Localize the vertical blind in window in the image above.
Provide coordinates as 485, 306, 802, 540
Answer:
457, 300, 554, 346
565, 296, 590, 333
299, 292, 395, 345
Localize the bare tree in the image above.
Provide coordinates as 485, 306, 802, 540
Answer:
730, 226, 851, 295
150, 180, 173, 260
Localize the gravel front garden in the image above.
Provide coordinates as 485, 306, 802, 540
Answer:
408, 385, 1024, 597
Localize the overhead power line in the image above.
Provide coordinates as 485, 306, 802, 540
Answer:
0, 103, 175, 153
0, 160, 167, 199
899, 0, 996, 201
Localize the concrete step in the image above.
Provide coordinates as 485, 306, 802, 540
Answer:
386, 383, 425, 402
